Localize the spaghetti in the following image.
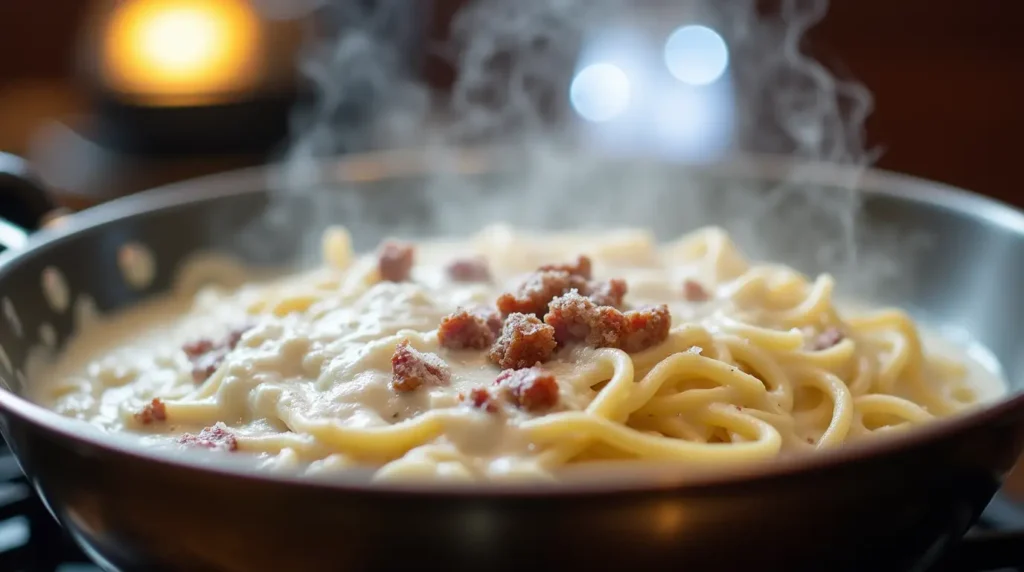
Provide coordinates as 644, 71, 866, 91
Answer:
36, 225, 1002, 481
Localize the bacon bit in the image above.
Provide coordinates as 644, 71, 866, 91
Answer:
539, 255, 593, 280
184, 324, 251, 384
438, 307, 499, 350
496, 270, 589, 317
488, 313, 557, 369
182, 338, 215, 359
446, 256, 492, 282
683, 279, 710, 302
378, 240, 414, 282
391, 339, 451, 392
495, 367, 559, 411
475, 306, 504, 337
811, 327, 844, 351
620, 305, 672, 353
497, 254, 629, 317
191, 351, 226, 384
543, 291, 671, 353
543, 290, 627, 346
135, 398, 167, 425
178, 424, 238, 451
460, 387, 498, 413
588, 278, 628, 308
224, 327, 248, 349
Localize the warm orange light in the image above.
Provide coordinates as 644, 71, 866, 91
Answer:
101, 0, 261, 105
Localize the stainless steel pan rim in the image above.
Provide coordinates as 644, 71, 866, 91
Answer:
0, 150, 1021, 496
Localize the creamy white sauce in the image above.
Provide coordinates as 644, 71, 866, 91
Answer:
26, 225, 1010, 482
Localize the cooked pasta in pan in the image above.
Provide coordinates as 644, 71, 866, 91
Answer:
35, 225, 1005, 481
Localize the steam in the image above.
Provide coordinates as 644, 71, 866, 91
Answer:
284, 0, 432, 164
264, 0, 913, 298
735, 0, 874, 163
445, 0, 602, 142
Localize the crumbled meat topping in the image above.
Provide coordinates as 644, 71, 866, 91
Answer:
178, 424, 238, 451
460, 387, 499, 413
391, 339, 451, 392
183, 324, 250, 384
496, 270, 590, 317
620, 304, 672, 353
539, 255, 593, 280
543, 290, 627, 347
190, 350, 228, 384
182, 338, 214, 359
586, 278, 628, 309
476, 306, 504, 336
446, 256, 492, 282
497, 254, 628, 317
378, 240, 414, 282
438, 307, 501, 350
544, 291, 671, 353
495, 367, 559, 411
135, 398, 167, 424
810, 327, 844, 351
683, 279, 710, 302
488, 313, 557, 369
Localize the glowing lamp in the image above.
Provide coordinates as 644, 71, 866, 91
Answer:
99, 0, 262, 106
74, 0, 307, 154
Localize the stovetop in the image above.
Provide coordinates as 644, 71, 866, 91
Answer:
0, 449, 96, 571
0, 442, 1018, 572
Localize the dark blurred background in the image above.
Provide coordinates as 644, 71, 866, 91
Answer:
0, 0, 1021, 210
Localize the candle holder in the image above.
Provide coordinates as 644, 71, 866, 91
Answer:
74, 0, 308, 156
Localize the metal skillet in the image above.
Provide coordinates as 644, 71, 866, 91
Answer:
0, 149, 1022, 572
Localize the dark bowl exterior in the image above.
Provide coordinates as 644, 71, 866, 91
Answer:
0, 154, 1023, 571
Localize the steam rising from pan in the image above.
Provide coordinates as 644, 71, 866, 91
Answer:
256, 0, 919, 301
